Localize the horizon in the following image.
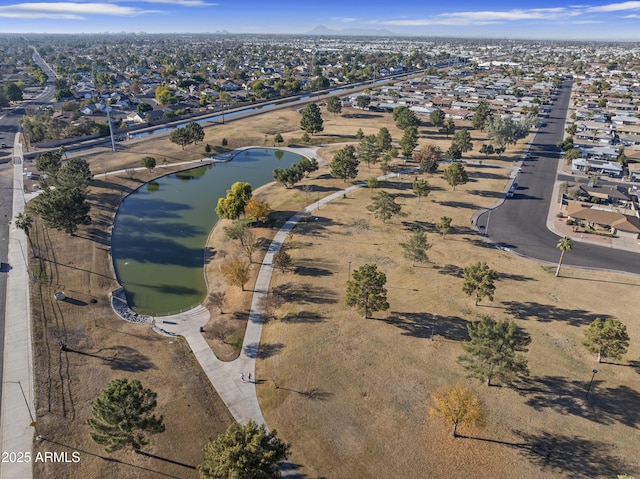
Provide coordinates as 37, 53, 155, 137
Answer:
1, 1, 640, 41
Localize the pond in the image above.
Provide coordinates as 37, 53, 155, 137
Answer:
111, 148, 304, 316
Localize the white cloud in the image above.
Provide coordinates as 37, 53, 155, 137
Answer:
135, 0, 217, 6
0, 2, 157, 19
587, 1, 640, 12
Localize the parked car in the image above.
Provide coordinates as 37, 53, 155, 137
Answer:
1, 143, 7, 148
506, 189, 515, 198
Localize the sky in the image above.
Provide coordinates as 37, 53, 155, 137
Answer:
2, 0, 640, 41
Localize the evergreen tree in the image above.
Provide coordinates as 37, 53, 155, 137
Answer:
141, 156, 156, 170
345, 263, 389, 318
393, 105, 419, 130
357, 134, 381, 167
376, 127, 392, 152
457, 316, 531, 387
430, 109, 445, 127
401, 229, 430, 267
300, 103, 323, 135
451, 128, 473, 153
199, 420, 289, 479
366, 191, 404, 223
436, 216, 452, 239
399, 126, 418, 157
330, 145, 359, 182
439, 118, 456, 137
472, 101, 491, 130
412, 177, 430, 202
326, 96, 342, 116
87, 378, 165, 452
462, 262, 498, 306
443, 162, 468, 190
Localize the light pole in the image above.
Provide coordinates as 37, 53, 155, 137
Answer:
585, 369, 598, 399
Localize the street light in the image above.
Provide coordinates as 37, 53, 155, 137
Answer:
585, 368, 598, 399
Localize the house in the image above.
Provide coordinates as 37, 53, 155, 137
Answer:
571, 158, 623, 177
577, 184, 634, 206
566, 202, 640, 238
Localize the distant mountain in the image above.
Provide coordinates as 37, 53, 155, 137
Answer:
306, 25, 398, 37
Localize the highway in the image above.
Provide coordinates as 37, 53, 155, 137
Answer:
476, 80, 640, 275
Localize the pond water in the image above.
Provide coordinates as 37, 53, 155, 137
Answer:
111, 148, 303, 315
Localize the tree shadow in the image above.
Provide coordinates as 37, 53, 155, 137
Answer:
468, 189, 504, 198
439, 200, 480, 209
134, 450, 196, 470
295, 262, 334, 277
386, 311, 470, 341
499, 272, 537, 282
272, 282, 337, 305
62, 297, 87, 306
273, 383, 334, 401
513, 430, 630, 479
501, 301, 611, 326
516, 375, 640, 427
257, 342, 285, 359
433, 263, 464, 278
61, 345, 155, 372
281, 311, 325, 323
468, 171, 507, 180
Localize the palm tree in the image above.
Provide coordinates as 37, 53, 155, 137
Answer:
555, 236, 572, 277
15, 212, 34, 257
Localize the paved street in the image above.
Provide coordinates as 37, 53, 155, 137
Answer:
476, 80, 640, 275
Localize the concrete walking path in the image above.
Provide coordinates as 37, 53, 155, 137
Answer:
0, 141, 36, 479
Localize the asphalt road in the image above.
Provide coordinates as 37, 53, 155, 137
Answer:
476, 80, 640, 274
0, 163, 13, 423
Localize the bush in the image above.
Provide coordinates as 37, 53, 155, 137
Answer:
566, 219, 574, 226
221, 138, 228, 146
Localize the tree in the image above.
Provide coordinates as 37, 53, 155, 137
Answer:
366, 191, 404, 223
137, 102, 153, 113
376, 127, 392, 152
402, 229, 430, 267
4, 82, 23, 102
436, 216, 452, 239
443, 162, 468, 190
462, 262, 498, 306
208, 291, 227, 314
430, 385, 486, 438
36, 150, 63, 176
87, 378, 165, 453
412, 177, 430, 202
154, 84, 176, 105
367, 177, 380, 189
439, 118, 456, 137
244, 197, 272, 223
216, 182, 252, 220
393, 105, 419, 130
457, 316, 531, 387
563, 148, 581, 163
169, 127, 191, 150
357, 134, 381, 167
141, 156, 156, 170
185, 121, 205, 144
451, 129, 473, 153
555, 236, 572, 277
220, 257, 251, 291
355, 128, 364, 139
300, 103, 323, 135
273, 165, 304, 189
330, 145, 359, 182
345, 263, 389, 318
479, 144, 494, 159
14, 212, 33, 250
326, 96, 342, 116
430, 109, 445, 127
356, 95, 371, 110
273, 249, 293, 273
445, 144, 463, 162
31, 187, 91, 235
274, 133, 283, 144
297, 157, 319, 177
399, 126, 418, 157
583, 318, 630, 363
413, 144, 441, 174
199, 420, 289, 479
472, 101, 491, 130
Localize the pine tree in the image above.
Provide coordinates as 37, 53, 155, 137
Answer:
457, 316, 531, 387
87, 378, 165, 452
199, 421, 289, 479
300, 103, 323, 135
366, 191, 404, 223
345, 263, 389, 318
462, 262, 498, 306
401, 229, 430, 267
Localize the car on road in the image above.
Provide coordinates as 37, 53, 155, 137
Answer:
512, 182, 519, 190
506, 189, 515, 198
1, 143, 7, 148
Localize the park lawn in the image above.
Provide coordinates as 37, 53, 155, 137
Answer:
27, 101, 541, 478
254, 170, 640, 478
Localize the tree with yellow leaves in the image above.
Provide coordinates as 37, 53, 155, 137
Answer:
220, 257, 251, 291
430, 385, 486, 438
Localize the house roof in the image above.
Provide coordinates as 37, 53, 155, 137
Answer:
566, 202, 640, 233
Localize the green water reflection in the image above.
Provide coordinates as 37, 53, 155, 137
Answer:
111, 148, 303, 315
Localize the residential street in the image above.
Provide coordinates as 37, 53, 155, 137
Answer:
476, 80, 640, 274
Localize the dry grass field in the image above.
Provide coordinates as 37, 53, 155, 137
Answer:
26, 102, 639, 479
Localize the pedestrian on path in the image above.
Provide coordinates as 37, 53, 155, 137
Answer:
248, 373, 252, 382
241, 373, 245, 382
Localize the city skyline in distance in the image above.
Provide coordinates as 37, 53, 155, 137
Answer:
2, 0, 640, 41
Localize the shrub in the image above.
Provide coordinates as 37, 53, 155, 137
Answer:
566, 219, 574, 226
